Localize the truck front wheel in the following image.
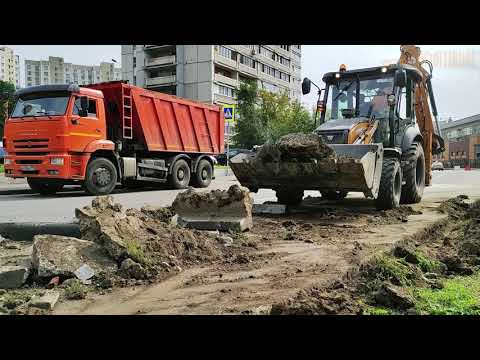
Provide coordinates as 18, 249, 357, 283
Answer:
170, 159, 191, 189
84, 157, 118, 195
400, 142, 425, 204
192, 159, 213, 188
375, 158, 402, 210
27, 178, 64, 195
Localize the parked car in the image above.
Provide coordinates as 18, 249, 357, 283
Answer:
432, 161, 444, 171
216, 148, 251, 165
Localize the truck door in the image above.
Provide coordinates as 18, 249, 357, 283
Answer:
68, 96, 103, 152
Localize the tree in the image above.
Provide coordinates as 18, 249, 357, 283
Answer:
232, 80, 316, 148
0, 81, 16, 139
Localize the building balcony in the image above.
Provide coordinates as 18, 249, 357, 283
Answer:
214, 53, 238, 70
214, 93, 237, 105
145, 55, 176, 68
238, 63, 258, 77
144, 45, 175, 50
214, 73, 238, 87
145, 75, 176, 87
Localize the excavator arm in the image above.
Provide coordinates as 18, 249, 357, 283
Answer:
398, 45, 445, 185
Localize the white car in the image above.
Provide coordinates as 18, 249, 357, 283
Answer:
432, 161, 444, 171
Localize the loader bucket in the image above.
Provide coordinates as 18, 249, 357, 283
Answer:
230, 143, 384, 198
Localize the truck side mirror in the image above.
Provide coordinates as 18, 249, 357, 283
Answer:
302, 78, 312, 95
79, 96, 88, 117
394, 69, 407, 88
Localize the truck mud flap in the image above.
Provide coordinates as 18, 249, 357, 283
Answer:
230, 143, 384, 198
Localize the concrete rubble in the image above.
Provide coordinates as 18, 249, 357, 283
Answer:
28, 290, 60, 311
32, 234, 116, 278
172, 185, 253, 232
0, 240, 32, 289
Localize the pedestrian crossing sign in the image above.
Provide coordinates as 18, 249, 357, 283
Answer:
223, 105, 235, 124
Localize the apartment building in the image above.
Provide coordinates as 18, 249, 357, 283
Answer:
25, 57, 121, 87
121, 45, 302, 106
0, 47, 20, 88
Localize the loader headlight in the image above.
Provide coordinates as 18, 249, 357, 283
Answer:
4, 158, 12, 165
387, 94, 396, 106
50, 157, 64, 166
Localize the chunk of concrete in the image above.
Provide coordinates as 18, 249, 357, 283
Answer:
0, 263, 30, 289
32, 234, 116, 278
28, 290, 60, 311
172, 185, 253, 232
253, 203, 287, 215
0, 241, 32, 289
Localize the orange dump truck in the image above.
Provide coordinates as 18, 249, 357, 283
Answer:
3, 81, 224, 195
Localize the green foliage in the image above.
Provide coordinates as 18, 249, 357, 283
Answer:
416, 252, 444, 273
415, 273, 480, 315
364, 306, 393, 315
232, 80, 315, 149
0, 80, 16, 138
0, 164, 4, 173
125, 239, 149, 265
64, 280, 88, 300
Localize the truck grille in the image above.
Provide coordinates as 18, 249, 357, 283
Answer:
16, 159, 43, 164
13, 138, 49, 149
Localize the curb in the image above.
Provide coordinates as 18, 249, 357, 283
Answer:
0, 222, 81, 241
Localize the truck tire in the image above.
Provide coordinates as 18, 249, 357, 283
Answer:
84, 157, 118, 195
170, 159, 191, 189
192, 159, 212, 188
321, 190, 348, 200
400, 142, 425, 204
27, 178, 64, 195
276, 188, 304, 206
375, 158, 402, 210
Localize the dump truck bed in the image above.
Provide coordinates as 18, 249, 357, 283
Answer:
86, 82, 224, 155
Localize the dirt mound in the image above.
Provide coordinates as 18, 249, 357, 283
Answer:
437, 195, 470, 218
75, 196, 227, 281
257, 133, 335, 162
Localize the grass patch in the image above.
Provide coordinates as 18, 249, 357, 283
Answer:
0, 164, 4, 173
124, 239, 150, 265
416, 251, 445, 273
363, 254, 423, 292
414, 272, 480, 315
64, 280, 88, 300
364, 306, 394, 315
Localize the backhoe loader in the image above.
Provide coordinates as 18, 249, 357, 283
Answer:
230, 45, 445, 209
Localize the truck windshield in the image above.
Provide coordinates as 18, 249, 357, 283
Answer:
325, 76, 394, 120
11, 92, 70, 118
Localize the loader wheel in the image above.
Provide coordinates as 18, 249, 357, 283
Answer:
375, 158, 402, 210
170, 159, 191, 189
400, 142, 425, 204
321, 190, 348, 201
276, 188, 304, 206
192, 159, 212, 188
84, 157, 118, 195
27, 178, 64, 195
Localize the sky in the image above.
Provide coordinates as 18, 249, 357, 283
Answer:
3, 45, 480, 120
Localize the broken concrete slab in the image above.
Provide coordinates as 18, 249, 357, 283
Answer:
0, 240, 33, 289
28, 290, 60, 311
32, 234, 116, 279
172, 185, 253, 232
253, 203, 287, 215
0, 263, 30, 289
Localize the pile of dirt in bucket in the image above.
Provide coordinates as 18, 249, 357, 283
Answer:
257, 133, 336, 162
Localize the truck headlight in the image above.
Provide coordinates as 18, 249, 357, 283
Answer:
50, 157, 64, 166
4, 158, 12, 165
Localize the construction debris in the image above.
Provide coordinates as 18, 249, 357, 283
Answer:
172, 185, 253, 232
32, 234, 116, 279
0, 240, 32, 289
28, 290, 60, 311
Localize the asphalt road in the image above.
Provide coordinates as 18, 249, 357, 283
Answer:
0, 169, 479, 223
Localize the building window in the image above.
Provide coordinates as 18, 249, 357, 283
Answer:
240, 54, 256, 68
279, 45, 290, 51
217, 84, 234, 97
218, 46, 236, 61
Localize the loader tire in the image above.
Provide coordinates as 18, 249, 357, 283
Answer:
400, 142, 425, 204
170, 159, 191, 189
321, 190, 348, 201
192, 159, 212, 188
276, 188, 304, 206
27, 178, 64, 195
84, 157, 118, 195
375, 158, 402, 210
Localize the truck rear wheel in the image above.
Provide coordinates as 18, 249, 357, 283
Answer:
375, 158, 402, 210
321, 190, 348, 200
170, 159, 191, 189
192, 159, 212, 188
276, 188, 304, 206
84, 157, 118, 195
27, 178, 64, 195
400, 142, 425, 204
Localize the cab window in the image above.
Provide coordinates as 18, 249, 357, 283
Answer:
72, 97, 97, 118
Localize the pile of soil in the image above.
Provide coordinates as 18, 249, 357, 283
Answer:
257, 133, 336, 162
